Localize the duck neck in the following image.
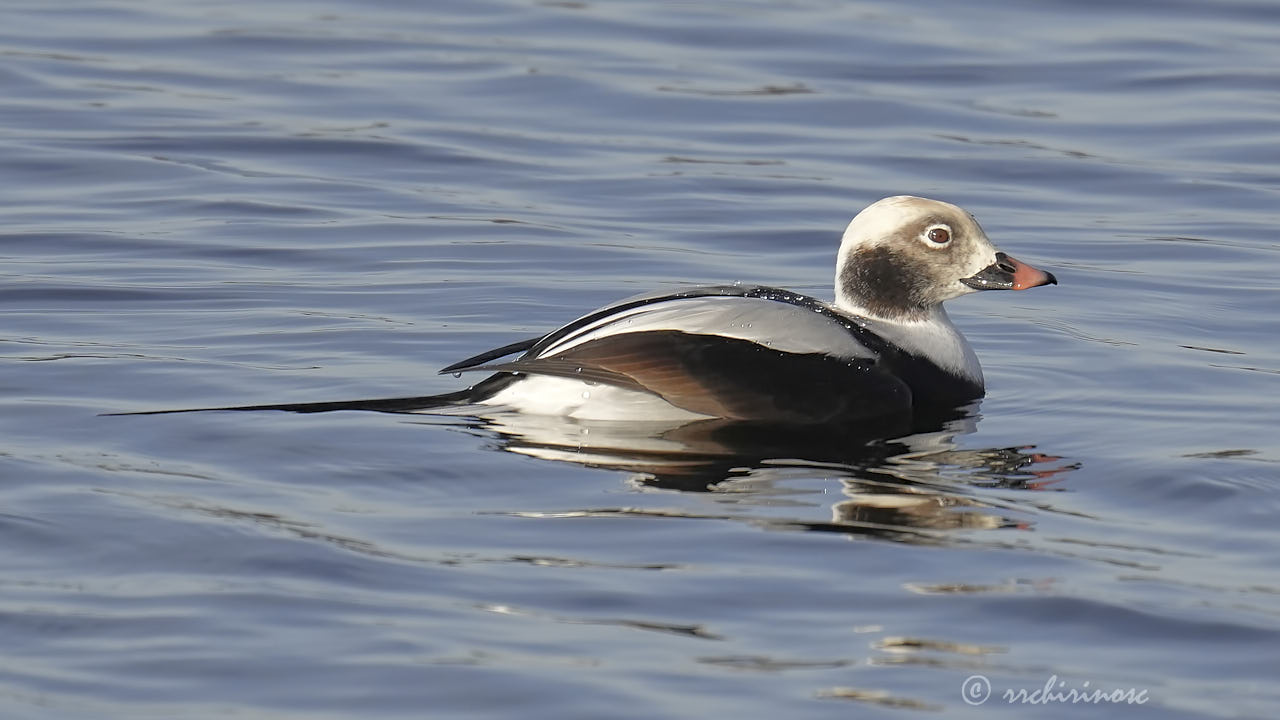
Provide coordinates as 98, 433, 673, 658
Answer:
839, 302, 985, 391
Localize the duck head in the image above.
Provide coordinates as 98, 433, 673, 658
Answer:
834, 196, 1057, 322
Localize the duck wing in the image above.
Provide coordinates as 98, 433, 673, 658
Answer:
450, 286, 912, 423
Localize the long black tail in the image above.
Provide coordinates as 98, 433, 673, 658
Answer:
101, 375, 518, 416
100, 390, 471, 416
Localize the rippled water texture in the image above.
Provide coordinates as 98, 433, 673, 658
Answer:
2, 1, 1278, 718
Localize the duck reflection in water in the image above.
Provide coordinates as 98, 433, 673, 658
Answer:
433, 402, 1078, 542
115, 396, 1077, 542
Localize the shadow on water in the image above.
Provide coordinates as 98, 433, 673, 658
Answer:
423, 403, 1079, 545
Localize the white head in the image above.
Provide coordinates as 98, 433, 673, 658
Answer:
834, 196, 1055, 323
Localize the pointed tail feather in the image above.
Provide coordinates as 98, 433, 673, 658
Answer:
99, 372, 536, 417
101, 388, 479, 416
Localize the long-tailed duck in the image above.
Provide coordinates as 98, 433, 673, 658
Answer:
114, 196, 1056, 423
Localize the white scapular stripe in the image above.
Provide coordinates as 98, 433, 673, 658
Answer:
536, 295, 876, 360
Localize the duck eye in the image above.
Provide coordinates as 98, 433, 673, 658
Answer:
925, 226, 951, 246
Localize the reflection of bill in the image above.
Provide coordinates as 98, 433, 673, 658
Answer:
468, 405, 1079, 542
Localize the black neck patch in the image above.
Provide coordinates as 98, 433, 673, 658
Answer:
838, 246, 930, 322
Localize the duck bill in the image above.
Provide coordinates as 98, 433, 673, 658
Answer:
960, 252, 1058, 291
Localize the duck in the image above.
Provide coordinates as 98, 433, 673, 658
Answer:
113, 196, 1056, 423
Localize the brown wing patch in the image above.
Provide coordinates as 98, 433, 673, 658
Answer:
488, 332, 739, 417
494, 330, 910, 423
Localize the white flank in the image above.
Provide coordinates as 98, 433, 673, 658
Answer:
481, 375, 713, 422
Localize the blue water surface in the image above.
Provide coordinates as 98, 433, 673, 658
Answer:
2, 1, 1278, 718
